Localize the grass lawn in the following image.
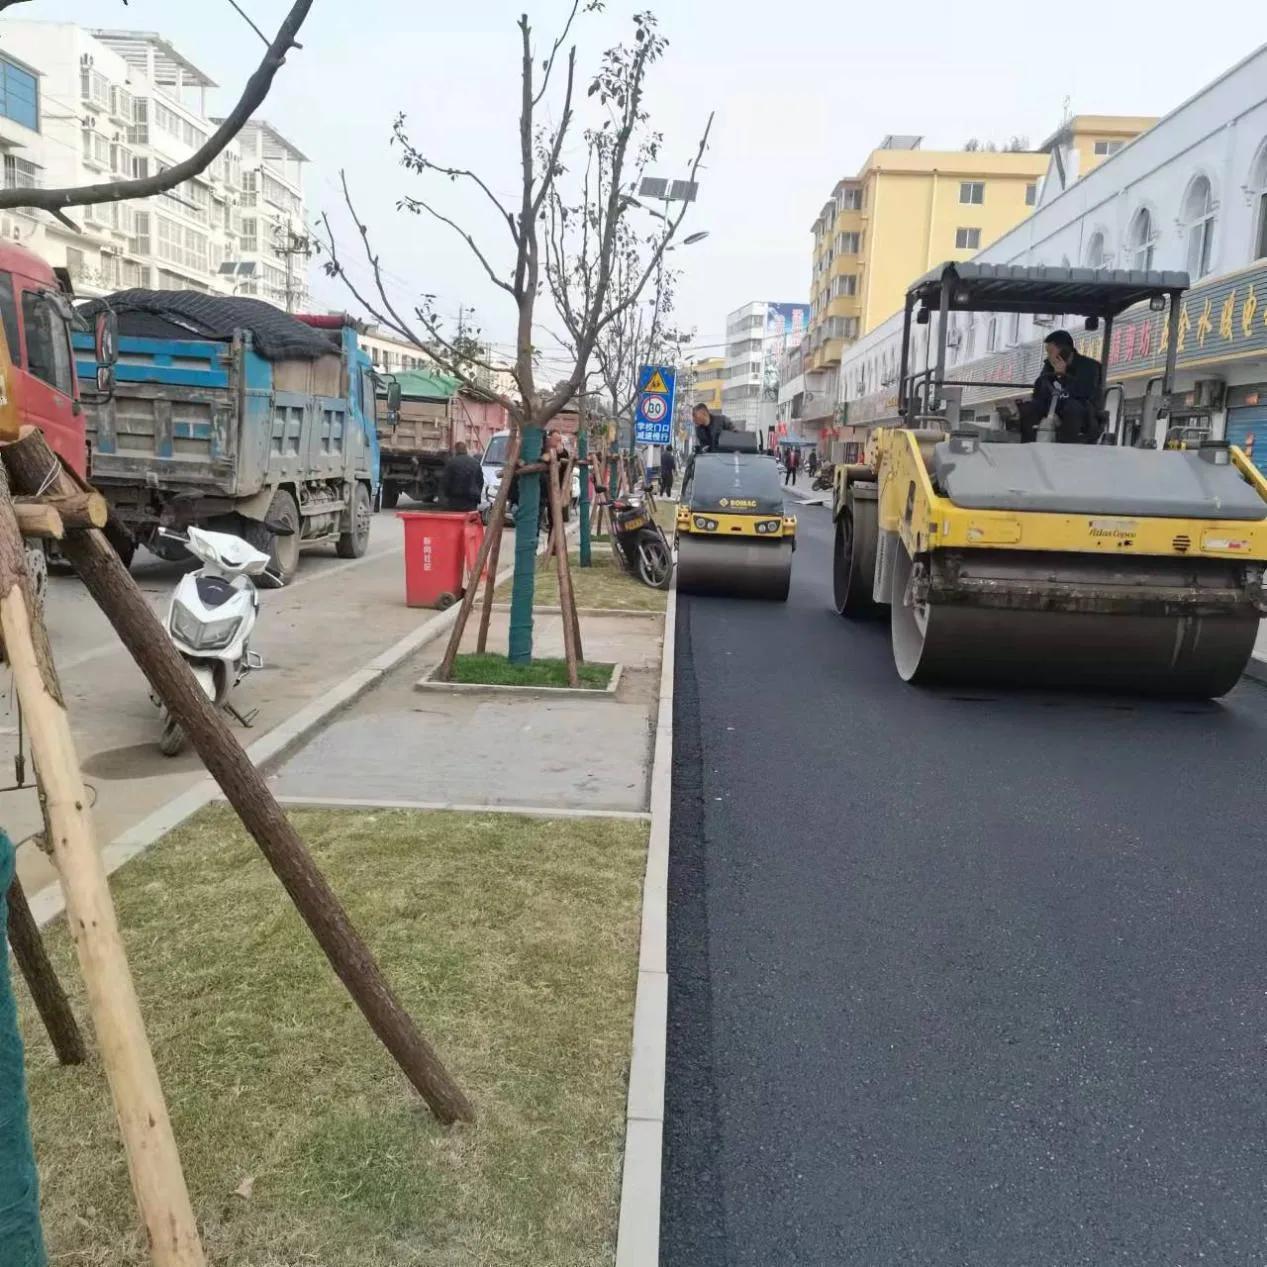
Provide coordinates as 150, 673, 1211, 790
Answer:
19, 806, 646, 1266
451, 652, 614, 690
507, 550, 669, 613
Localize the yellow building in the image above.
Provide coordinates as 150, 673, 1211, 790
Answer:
688, 356, 724, 411
808, 136, 1048, 370
1039, 114, 1158, 188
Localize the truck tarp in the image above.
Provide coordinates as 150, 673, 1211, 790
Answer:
78, 290, 334, 362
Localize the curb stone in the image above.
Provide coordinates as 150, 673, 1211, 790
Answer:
615, 576, 676, 1266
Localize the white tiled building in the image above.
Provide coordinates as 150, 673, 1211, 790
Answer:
0, 21, 310, 306
837, 46, 1267, 454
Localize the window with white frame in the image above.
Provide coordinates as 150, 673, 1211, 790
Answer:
838, 186, 863, 211
986, 316, 998, 352
1128, 208, 1155, 270
959, 181, 984, 205
81, 129, 110, 170
955, 227, 981, 250
833, 274, 858, 298
1010, 311, 1022, 344
1182, 175, 1216, 280
1250, 144, 1267, 262
1093, 139, 1124, 157
1025, 182, 1037, 207
838, 231, 861, 253
1085, 230, 1111, 270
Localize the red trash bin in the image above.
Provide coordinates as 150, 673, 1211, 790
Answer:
397, 510, 486, 609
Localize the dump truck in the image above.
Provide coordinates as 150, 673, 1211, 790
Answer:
373, 369, 505, 509
73, 295, 379, 583
833, 263, 1267, 697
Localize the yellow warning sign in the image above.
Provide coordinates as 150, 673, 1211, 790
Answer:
643, 369, 670, 395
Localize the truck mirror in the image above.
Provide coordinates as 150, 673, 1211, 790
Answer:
386, 381, 401, 419
95, 309, 118, 366
95, 364, 115, 398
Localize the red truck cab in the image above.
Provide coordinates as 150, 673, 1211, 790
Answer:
0, 240, 87, 477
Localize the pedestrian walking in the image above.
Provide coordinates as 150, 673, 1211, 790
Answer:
784, 447, 799, 486
659, 447, 677, 497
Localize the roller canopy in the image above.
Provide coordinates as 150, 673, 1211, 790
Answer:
687, 452, 785, 516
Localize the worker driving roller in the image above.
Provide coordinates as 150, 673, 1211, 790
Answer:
1010, 330, 1104, 444
692, 403, 734, 453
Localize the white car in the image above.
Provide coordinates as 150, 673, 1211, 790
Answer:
480, 431, 580, 523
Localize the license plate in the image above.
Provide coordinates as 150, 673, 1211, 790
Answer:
622, 515, 646, 531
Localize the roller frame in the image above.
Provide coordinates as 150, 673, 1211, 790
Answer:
854, 426, 1267, 696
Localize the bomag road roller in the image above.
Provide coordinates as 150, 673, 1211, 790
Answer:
833, 263, 1267, 697
677, 431, 797, 601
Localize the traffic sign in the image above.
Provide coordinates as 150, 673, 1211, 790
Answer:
634, 363, 676, 446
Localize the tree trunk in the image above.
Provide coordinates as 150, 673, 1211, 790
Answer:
508, 427, 543, 664
0, 464, 205, 1266
2, 429, 474, 1126
6, 871, 86, 1065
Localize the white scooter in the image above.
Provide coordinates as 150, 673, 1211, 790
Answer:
155, 525, 277, 757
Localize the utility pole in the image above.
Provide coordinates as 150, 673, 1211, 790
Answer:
273, 222, 314, 313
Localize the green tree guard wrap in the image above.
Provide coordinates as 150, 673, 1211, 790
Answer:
578, 428, 592, 568
508, 426, 543, 663
0, 832, 48, 1267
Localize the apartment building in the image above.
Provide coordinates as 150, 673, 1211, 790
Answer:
688, 355, 724, 411
0, 22, 310, 305
807, 137, 1048, 372
722, 300, 808, 432
837, 48, 1267, 456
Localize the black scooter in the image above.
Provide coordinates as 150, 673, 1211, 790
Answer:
598, 486, 673, 589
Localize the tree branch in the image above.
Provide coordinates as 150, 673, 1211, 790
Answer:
397, 194, 515, 295
0, 0, 314, 213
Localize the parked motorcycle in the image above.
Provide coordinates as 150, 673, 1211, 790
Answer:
154, 525, 279, 756
602, 488, 673, 589
811, 462, 835, 492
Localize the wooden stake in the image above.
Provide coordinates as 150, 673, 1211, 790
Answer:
12, 502, 63, 539
6, 871, 86, 1065
438, 429, 521, 681
2, 429, 474, 1126
0, 466, 205, 1266
475, 510, 507, 655
545, 453, 579, 687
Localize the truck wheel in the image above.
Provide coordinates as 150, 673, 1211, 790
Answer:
244, 489, 301, 585
381, 483, 400, 510
336, 482, 372, 559
105, 520, 136, 571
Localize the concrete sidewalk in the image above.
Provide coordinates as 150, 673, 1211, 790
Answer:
268, 608, 665, 815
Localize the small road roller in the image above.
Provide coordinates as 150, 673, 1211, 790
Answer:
834, 263, 1267, 697
677, 432, 797, 601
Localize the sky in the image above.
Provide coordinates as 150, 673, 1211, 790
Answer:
9, 0, 1262, 373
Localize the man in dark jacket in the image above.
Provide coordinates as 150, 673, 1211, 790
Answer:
693, 404, 735, 453
659, 447, 677, 496
440, 441, 484, 510
1017, 330, 1104, 444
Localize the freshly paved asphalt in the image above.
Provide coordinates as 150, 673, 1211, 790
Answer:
662, 497, 1267, 1266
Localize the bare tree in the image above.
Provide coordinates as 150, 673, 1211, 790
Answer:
0, 1, 313, 227
319, 5, 710, 664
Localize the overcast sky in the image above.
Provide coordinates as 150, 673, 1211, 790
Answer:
9, 0, 1261, 372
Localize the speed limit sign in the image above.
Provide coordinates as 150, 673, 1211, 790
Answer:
639, 392, 668, 423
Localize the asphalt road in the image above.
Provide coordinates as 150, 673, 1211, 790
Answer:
663, 496, 1267, 1266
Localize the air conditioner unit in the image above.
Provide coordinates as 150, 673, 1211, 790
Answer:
1192, 378, 1226, 409
1032, 313, 1056, 328
80, 54, 93, 68
946, 328, 963, 348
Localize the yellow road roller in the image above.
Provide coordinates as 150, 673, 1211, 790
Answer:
677, 433, 797, 601
834, 263, 1267, 697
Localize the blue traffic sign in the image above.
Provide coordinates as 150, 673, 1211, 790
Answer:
634, 363, 677, 445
